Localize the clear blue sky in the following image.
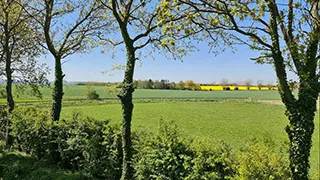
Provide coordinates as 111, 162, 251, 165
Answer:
40, 41, 296, 85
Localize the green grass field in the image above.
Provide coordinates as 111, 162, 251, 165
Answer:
61, 101, 319, 175
0, 85, 291, 103
1, 86, 318, 176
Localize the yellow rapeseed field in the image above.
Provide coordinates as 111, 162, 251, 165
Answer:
200, 85, 278, 91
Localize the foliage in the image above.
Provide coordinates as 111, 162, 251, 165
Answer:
6, 107, 123, 179
83, 123, 122, 179
134, 120, 293, 180
61, 101, 319, 176
0, 152, 92, 180
10, 107, 51, 159
0, 105, 8, 142
1, 107, 319, 179
177, 81, 185, 90
288, 79, 298, 91
134, 120, 194, 180
85, 86, 100, 100
0, 86, 6, 99
234, 139, 291, 180
186, 139, 236, 180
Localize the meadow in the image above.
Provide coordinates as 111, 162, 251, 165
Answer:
60, 100, 319, 175
0, 86, 319, 176
0, 85, 289, 103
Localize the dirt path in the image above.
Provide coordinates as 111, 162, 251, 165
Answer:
259, 100, 284, 105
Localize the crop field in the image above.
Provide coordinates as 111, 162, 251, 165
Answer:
60, 101, 319, 175
0, 85, 294, 103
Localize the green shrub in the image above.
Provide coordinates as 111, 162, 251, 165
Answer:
85, 86, 100, 100
134, 120, 194, 180
0, 152, 93, 180
9, 108, 122, 179
10, 107, 51, 158
186, 139, 236, 180
0, 88, 6, 99
0, 105, 8, 142
5, 111, 297, 179
82, 123, 122, 179
234, 138, 291, 180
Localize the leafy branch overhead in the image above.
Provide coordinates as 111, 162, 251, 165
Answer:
98, 0, 198, 60
25, 0, 107, 59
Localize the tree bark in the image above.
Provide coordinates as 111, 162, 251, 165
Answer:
5, 55, 14, 148
285, 70, 318, 180
51, 56, 64, 121
4, 12, 14, 148
271, 41, 317, 180
118, 44, 136, 180
48, 56, 64, 164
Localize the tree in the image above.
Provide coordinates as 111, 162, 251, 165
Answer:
177, 80, 185, 90
185, 80, 196, 90
28, 0, 103, 122
169, 82, 176, 89
267, 81, 275, 90
244, 79, 252, 90
136, 80, 149, 89
220, 78, 229, 90
179, 0, 320, 178
153, 80, 163, 89
257, 80, 264, 90
0, 0, 48, 147
194, 83, 201, 91
161, 79, 170, 89
147, 79, 154, 89
98, 1, 192, 179
26, 0, 103, 164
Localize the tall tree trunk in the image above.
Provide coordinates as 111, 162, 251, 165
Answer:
285, 77, 318, 179
4, 15, 14, 148
49, 56, 63, 164
51, 56, 64, 121
5, 58, 14, 148
118, 44, 136, 180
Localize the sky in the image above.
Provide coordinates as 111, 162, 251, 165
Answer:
34, 0, 301, 86
40, 40, 297, 85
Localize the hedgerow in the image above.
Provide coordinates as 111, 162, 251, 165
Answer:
0, 107, 293, 179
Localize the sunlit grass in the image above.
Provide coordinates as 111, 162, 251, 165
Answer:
61, 101, 319, 175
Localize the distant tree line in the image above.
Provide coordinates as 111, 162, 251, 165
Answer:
75, 79, 301, 91
76, 80, 202, 90
133, 79, 201, 90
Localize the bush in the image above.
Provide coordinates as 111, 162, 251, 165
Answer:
85, 86, 100, 100
234, 138, 291, 180
9, 108, 122, 179
5, 111, 296, 179
10, 107, 51, 158
82, 123, 122, 179
0, 87, 6, 99
0, 106, 8, 142
134, 120, 194, 180
186, 139, 236, 180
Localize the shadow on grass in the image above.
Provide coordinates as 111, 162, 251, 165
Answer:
0, 151, 92, 180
